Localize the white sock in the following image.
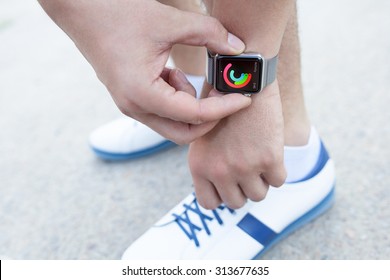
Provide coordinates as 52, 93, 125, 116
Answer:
284, 127, 322, 183
185, 74, 205, 99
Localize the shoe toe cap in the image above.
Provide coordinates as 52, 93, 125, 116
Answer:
89, 118, 166, 154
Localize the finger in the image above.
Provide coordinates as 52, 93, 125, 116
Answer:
215, 182, 247, 210
136, 113, 218, 145
261, 163, 287, 188
172, 11, 246, 55
160, 67, 197, 98
193, 178, 222, 210
168, 68, 197, 98
209, 169, 247, 209
160, 67, 173, 83
239, 174, 270, 202
144, 78, 252, 124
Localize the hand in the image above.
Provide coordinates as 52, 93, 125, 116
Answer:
38, 0, 251, 144
188, 82, 287, 209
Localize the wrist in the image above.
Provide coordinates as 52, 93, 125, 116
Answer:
237, 81, 281, 117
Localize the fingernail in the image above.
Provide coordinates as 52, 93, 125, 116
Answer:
228, 33, 245, 52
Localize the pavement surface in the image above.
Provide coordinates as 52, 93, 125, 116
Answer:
0, 0, 389, 259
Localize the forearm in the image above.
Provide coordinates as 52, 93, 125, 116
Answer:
189, 0, 294, 208
37, 0, 161, 87
206, 0, 294, 57
207, 0, 310, 145
37, 0, 111, 62
205, 0, 295, 119
37, 0, 136, 47
160, 0, 207, 75
37, 0, 86, 35
38, 0, 251, 145
203, 0, 295, 132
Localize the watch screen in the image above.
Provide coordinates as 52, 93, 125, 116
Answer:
216, 57, 262, 93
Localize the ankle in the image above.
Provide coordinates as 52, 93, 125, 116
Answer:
284, 127, 322, 183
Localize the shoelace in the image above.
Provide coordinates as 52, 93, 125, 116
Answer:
172, 196, 235, 247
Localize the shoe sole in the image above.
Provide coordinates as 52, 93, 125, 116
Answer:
91, 140, 177, 161
254, 185, 335, 259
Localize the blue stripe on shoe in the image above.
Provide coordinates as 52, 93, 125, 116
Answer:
255, 186, 335, 259
236, 142, 335, 258
292, 141, 330, 183
236, 186, 335, 258
237, 214, 277, 247
91, 140, 176, 161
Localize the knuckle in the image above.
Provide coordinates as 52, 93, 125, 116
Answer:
248, 188, 268, 202
272, 173, 287, 188
209, 17, 226, 38
260, 150, 280, 169
166, 129, 197, 146
116, 98, 137, 117
109, 87, 143, 117
226, 197, 246, 210
191, 102, 205, 125
166, 132, 190, 146
199, 197, 220, 210
173, 136, 191, 146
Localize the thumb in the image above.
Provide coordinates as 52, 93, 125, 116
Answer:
172, 11, 245, 55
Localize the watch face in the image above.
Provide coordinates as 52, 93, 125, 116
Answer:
216, 56, 262, 93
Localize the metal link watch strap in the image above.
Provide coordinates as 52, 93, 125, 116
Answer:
264, 55, 278, 88
207, 51, 214, 85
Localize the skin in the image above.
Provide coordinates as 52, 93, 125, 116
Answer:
162, 0, 310, 145
159, 0, 207, 76
278, 5, 311, 146
37, 0, 251, 145
188, 0, 297, 209
38, 0, 311, 209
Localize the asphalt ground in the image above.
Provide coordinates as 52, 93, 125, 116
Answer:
0, 0, 389, 259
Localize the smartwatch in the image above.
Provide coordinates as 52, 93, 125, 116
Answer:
207, 51, 278, 96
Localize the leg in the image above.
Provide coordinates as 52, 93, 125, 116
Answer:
279, 6, 323, 182
190, 1, 322, 207
122, 0, 336, 259
160, 0, 310, 114
278, 5, 311, 145
159, 0, 206, 76
191, 0, 294, 209
204, 0, 293, 56
170, 44, 205, 76
205, 0, 310, 145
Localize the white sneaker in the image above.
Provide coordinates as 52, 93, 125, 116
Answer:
122, 142, 335, 259
89, 118, 176, 160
